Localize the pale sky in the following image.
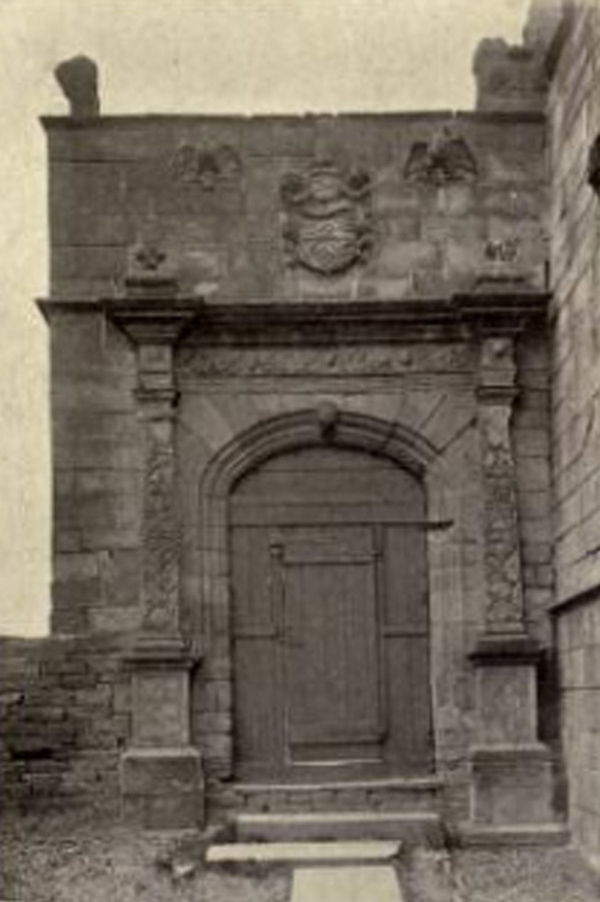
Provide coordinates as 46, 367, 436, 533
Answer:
0, 0, 530, 636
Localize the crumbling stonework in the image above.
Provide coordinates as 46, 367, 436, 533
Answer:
0, 636, 128, 810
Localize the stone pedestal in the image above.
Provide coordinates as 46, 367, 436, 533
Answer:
464, 335, 562, 843
468, 635, 555, 834
120, 636, 203, 830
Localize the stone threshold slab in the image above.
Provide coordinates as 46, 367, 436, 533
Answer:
291, 865, 404, 902
206, 840, 402, 865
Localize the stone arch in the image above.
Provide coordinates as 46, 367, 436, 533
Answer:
196, 406, 446, 779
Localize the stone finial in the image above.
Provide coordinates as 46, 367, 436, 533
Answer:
54, 55, 100, 118
124, 242, 178, 298
472, 38, 547, 113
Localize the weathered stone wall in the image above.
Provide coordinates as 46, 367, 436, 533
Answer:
548, 0, 600, 866
44, 113, 547, 301
41, 104, 554, 825
556, 599, 600, 867
0, 636, 129, 811
549, 3, 600, 603
44, 112, 549, 639
46, 309, 143, 636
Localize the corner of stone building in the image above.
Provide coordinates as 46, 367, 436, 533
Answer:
472, 0, 568, 113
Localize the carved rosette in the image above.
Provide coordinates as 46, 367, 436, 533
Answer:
477, 337, 525, 632
280, 158, 374, 275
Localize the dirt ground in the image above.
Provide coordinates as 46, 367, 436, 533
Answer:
1, 809, 600, 902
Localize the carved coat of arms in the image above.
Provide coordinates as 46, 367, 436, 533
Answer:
280, 159, 373, 275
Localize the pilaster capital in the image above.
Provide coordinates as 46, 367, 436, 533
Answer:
103, 297, 204, 349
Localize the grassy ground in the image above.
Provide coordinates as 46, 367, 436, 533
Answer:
404, 846, 600, 902
1, 810, 600, 902
0, 810, 290, 902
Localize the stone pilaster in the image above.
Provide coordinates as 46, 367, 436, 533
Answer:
106, 256, 205, 829
464, 334, 563, 843
477, 336, 526, 634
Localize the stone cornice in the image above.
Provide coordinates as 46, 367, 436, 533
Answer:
38, 293, 549, 345
39, 110, 546, 131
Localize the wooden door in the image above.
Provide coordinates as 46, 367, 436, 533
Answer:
278, 525, 383, 765
230, 447, 432, 781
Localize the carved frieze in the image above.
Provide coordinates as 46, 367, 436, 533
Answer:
404, 125, 478, 186
177, 343, 474, 378
280, 158, 374, 275
171, 143, 242, 189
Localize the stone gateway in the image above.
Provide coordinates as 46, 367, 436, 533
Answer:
6, 1, 600, 868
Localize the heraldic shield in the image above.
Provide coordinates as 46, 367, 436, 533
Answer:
280, 159, 374, 275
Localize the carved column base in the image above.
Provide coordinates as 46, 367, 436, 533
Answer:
120, 635, 204, 830
463, 634, 565, 843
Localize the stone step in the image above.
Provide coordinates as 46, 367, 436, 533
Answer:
234, 811, 443, 845
291, 865, 404, 902
206, 839, 402, 865
217, 776, 442, 815
459, 822, 570, 847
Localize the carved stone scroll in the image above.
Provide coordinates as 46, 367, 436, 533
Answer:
477, 336, 525, 632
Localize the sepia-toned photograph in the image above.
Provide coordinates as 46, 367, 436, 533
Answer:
1, 1, 600, 899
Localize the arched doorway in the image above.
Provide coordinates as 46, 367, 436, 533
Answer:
228, 443, 433, 782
